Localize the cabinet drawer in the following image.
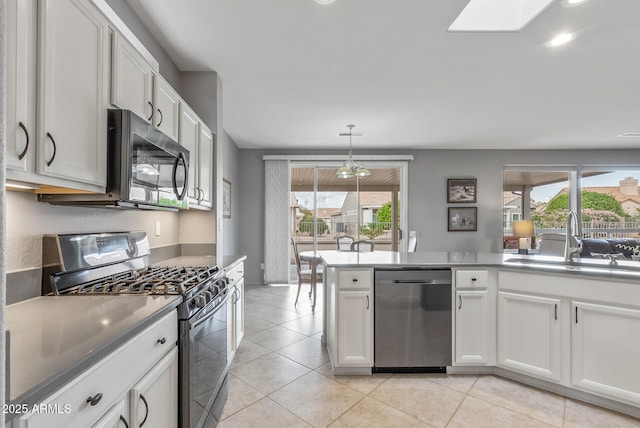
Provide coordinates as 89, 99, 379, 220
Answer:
338, 269, 372, 291
17, 311, 177, 428
456, 270, 488, 289
226, 262, 244, 287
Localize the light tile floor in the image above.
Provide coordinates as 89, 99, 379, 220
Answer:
218, 284, 640, 428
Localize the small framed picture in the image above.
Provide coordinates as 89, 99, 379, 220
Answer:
223, 179, 231, 218
447, 178, 477, 203
448, 207, 477, 232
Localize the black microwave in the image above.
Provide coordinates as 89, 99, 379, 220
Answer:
40, 110, 190, 211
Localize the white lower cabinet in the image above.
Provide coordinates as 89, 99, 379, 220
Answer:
337, 290, 372, 366
130, 348, 178, 428
15, 312, 178, 428
453, 269, 495, 366
497, 291, 563, 382
572, 301, 640, 405
91, 400, 128, 428
326, 268, 373, 370
455, 290, 491, 365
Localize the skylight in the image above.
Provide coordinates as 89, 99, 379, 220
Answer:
449, 0, 555, 32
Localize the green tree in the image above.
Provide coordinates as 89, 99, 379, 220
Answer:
545, 191, 625, 217
298, 215, 328, 235
376, 201, 399, 228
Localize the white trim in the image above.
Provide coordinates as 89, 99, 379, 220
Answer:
263, 154, 414, 161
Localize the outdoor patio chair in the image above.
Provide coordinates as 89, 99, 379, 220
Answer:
291, 238, 323, 306
336, 236, 355, 251
351, 240, 375, 252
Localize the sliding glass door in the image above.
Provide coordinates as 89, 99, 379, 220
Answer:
290, 163, 405, 281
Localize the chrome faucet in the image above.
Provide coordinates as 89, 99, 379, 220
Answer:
564, 211, 582, 263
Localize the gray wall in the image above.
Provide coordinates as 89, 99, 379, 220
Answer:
237, 148, 640, 285
222, 130, 240, 256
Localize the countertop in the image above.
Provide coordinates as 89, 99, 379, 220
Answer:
6, 295, 181, 411
153, 254, 247, 271
319, 250, 640, 280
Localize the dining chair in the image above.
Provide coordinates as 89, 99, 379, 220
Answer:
408, 235, 418, 252
351, 240, 375, 252
336, 236, 355, 251
291, 238, 323, 305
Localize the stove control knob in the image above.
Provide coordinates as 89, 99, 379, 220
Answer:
204, 291, 213, 303
194, 296, 206, 308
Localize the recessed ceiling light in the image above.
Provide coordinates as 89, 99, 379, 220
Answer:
547, 32, 576, 47
314, 0, 336, 4
564, 0, 586, 5
618, 133, 640, 138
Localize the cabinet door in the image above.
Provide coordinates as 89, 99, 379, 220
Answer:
178, 103, 199, 203
111, 33, 153, 122
39, 0, 108, 187
337, 290, 372, 366
6, 0, 37, 177
153, 75, 180, 141
197, 124, 214, 208
92, 400, 129, 428
572, 301, 640, 405
234, 280, 245, 349
130, 348, 178, 428
455, 290, 489, 365
498, 291, 563, 382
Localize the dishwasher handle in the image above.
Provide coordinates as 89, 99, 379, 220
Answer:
393, 279, 435, 284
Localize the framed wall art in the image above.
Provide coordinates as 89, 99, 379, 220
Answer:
448, 207, 477, 232
223, 179, 231, 218
447, 178, 477, 203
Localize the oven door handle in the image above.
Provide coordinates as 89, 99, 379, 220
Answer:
190, 291, 230, 329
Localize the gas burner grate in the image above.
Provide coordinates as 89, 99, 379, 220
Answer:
63, 265, 220, 295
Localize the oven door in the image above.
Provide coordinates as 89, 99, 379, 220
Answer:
181, 291, 229, 428
129, 133, 189, 209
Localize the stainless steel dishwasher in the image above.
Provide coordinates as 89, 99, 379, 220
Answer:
374, 267, 452, 373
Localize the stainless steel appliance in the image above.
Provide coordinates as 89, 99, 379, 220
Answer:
42, 231, 228, 428
374, 267, 452, 373
39, 110, 190, 211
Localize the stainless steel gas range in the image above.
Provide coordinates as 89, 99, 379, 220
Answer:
42, 231, 229, 428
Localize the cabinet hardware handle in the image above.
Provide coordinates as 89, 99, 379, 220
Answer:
119, 415, 129, 428
575, 306, 578, 324
157, 108, 163, 126
366, 295, 369, 310
458, 295, 462, 310
139, 394, 149, 426
554, 304, 558, 320
46, 132, 57, 166
352, 278, 358, 283
86, 393, 103, 406
157, 337, 167, 345
18, 122, 30, 160
471, 278, 477, 282
147, 101, 154, 121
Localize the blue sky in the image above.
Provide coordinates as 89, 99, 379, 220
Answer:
532, 171, 640, 202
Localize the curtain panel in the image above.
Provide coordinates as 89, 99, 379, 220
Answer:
264, 160, 291, 284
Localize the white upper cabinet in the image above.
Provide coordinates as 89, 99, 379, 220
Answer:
153, 74, 180, 141
6, 0, 37, 179
178, 103, 199, 202
196, 124, 214, 208
111, 32, 154, 122
38, 0, 109, 188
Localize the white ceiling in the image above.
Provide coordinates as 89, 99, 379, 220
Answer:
126, 0, 640, 151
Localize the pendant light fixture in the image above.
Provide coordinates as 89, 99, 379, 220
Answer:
336, 124, 371, 179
